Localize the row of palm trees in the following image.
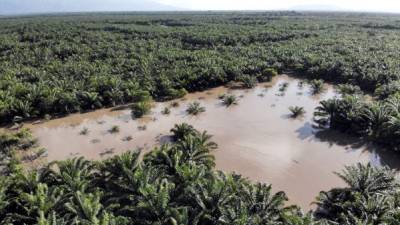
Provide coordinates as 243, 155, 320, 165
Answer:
1, 124, 399, 224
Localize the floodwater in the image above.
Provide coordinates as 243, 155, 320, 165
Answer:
24, 75, 400, 209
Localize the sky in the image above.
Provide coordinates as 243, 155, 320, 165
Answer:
1, 0, 400, 14
156, 0, 400, 13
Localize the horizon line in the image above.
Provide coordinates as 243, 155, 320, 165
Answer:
2, 9, 400, 17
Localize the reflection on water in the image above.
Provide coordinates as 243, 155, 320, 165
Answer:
24, 75, 400, 209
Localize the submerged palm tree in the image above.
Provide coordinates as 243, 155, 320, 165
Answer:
221, 95, 238, 107
361, 104, 390, 140
309, 79, 324, 94
131, 101, 151, 118
161, 107, 171, 115
314, 99, 341, 128
289, 106, 305, 118
186, 102, 205, 115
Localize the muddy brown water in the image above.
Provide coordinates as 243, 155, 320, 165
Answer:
24, 75, 400, 209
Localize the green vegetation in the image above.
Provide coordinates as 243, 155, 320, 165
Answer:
289, 106, 306, 118
314, 163, 399, 224
161, 107, 171, 115
278, 82, 289, 92
0, 129, 37, 174
309, 79, 324, 94
239, 75, 258, 88
122, 135, 133, 142
131, 101, 152, 118
186, 101, 205, 115
0, 12, 399, 152
221, 94, 238, 107
1, 125, 400, 224
2, 11, 400, 224
0, 12, 396, 125
170, 102, 180, 108
137, 125, 147, 131
314, 94, 400, 150
337, 84, 362, 96
170, 123, 197, 141
260, 68, 278, 81
109, 125, 120, 134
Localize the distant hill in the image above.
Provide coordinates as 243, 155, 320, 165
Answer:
289, 4, 348, 12
0, 0, 181, 15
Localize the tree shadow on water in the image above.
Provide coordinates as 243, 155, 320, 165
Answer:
313, 129, 366, 150
313, 128, 400, 171
295, 122, 315, 140
155, 134, 173, 145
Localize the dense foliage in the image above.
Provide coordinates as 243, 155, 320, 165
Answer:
314, 94, 400, 150
1, 125, 400, 224
1, 11, 400, 224
1, 12, 400, 124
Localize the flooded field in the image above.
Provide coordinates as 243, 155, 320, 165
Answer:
25, 75, 400, 209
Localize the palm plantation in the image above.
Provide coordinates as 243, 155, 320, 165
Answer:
1, 125, 400, 224
1, 10, 400, 225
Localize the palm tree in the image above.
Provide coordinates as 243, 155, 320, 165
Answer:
44, 157, 95, 194
175, 131, 217, 168
0, 177, 9, 217
279, 82, 289, 92
65, 191, 109, 225
361, 104, 390, 140
37, 211, 67, 225
385, 97, 400, 114
131, 101, 151, 118
314, 99, 340, 128
335, 163, 398, 195
16, 183, 64, 223
186, 102, 205, 116
109, 125, 120, 134
241, 183, 288, 224
99, 151, 141, 183
309, 79, 324, 94
12, 99, 33, 118
221, 95, 238, 107
135, 178, 177, 224
104, 88, 123, 106
188, 174, 234, 225
289, 106, 305, 118
337, 84, 362, 96
240, 75, 258, 89
78, 92, 102, 110
386, 115, 400, 137
314, 163, 398, 224
161, 107, 171, 115
170, 123, 197, 141
79, 127, 89, 135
